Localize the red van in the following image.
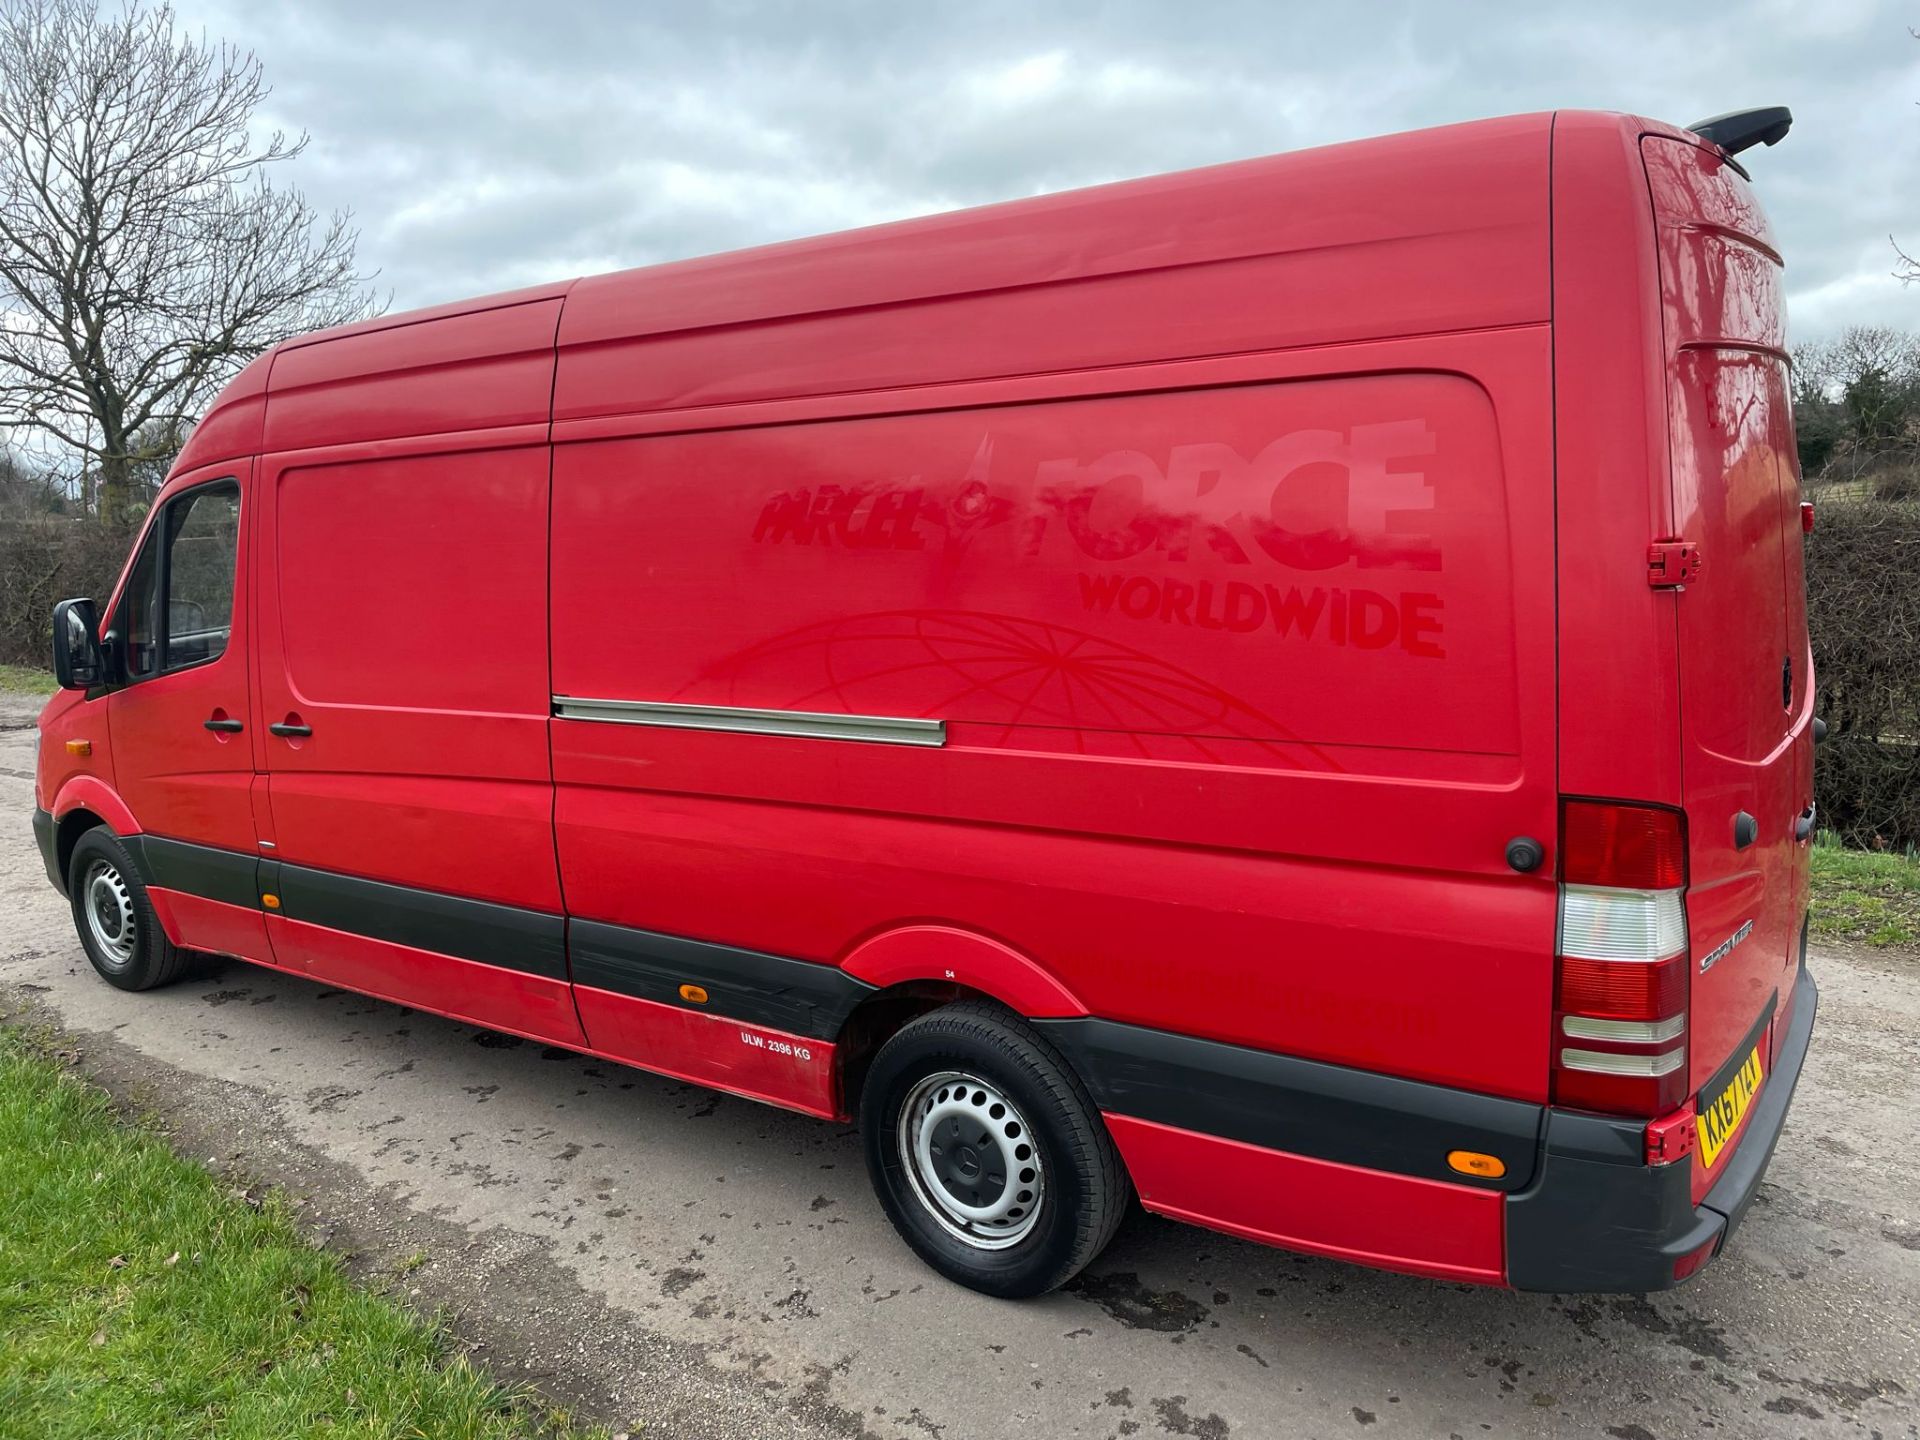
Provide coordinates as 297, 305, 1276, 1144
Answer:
31, 108, 1817, 1297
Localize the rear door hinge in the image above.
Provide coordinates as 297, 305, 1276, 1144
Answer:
1647, 540, 1701, 589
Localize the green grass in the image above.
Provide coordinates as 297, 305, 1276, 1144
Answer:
0, 1027, 608, 1440
1811, 832, 1920, 949
0, 663, 53, 696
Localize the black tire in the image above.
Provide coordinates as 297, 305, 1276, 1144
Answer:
66, 828, 188, 992
861, 1000, 1130, 1297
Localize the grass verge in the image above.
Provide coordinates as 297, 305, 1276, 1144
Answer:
0, 1025, 607, 1440
1811, 832, 1920, 949
0, 663, 52, 696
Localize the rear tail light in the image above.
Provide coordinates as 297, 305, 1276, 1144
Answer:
1553, 800, 1690, 1117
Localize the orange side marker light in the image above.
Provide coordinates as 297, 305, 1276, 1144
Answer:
260, 893, 281, 910
678, 984, 709, 1005
65, 739, 91, 756
1446, 1150, 1506, 1179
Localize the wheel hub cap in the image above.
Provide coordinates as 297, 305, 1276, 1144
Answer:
898, 1070, 1045, 1250
83, 859, 136, 967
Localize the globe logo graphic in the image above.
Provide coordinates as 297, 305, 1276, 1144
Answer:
683, 608, 1337, 770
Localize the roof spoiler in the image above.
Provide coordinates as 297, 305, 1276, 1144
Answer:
1687, 106, 1792, 158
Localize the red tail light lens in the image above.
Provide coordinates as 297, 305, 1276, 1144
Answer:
1557, 955, 1688, 1020
1562, 801, 1686, 889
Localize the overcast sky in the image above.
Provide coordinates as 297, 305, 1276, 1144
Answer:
175, 0, 1920, 342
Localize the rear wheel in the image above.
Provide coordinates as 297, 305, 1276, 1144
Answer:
67, 828, 187, 992
860, 1000, 1129, 1297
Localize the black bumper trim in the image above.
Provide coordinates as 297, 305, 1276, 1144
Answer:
32, 807, 61, 893
1036, 1016, 1546, 1191
1505, 962, 1818, 1292
1700, 962, 1819, 1244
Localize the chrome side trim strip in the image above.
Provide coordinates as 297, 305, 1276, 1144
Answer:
552, 696, 946, 747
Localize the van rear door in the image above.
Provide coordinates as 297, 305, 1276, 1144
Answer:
1645, 135, 1813, 1195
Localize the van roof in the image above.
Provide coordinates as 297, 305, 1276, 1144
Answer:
178, 109, 1708, 474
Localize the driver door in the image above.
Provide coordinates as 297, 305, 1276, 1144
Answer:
106, 464, 272, 962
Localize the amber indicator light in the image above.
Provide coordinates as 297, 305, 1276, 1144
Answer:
260, 893, 281, 910
1446, 1149, 1506, 1179
65, 739, 92, 757
678, 984, 709, 1004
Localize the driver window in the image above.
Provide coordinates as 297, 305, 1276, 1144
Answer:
163, 484, 239, 669
123, 481, 239, 680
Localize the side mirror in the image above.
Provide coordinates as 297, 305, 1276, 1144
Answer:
51, 598, 103, 690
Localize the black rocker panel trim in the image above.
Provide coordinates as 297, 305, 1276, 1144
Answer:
127, 834, 260, 910
108, 835, 1548, 1194
1035, 1016, 1545, 1191
274, 863, 569, 982
570, 919, 873, 1041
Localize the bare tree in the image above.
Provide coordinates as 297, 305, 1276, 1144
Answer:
0, 0, 381, 523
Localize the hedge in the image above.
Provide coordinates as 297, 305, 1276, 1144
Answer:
1807, 498, 1920, 850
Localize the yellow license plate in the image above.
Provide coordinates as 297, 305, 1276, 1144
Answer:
1696, 1043, 1766, 1169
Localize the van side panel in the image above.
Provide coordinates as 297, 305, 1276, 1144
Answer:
552, 327, 1560, 1106
252, 300, 582, 1044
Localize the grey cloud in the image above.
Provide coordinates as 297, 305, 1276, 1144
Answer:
179, 0, 1920, 338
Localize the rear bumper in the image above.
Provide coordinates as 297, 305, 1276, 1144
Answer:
1506, 960, 1819, 1291
32, 807, 62, 894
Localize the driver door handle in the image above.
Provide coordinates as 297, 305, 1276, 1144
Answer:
1794, 803, 1817, 843
268, 721, 312, 738
203, 717, 244, 733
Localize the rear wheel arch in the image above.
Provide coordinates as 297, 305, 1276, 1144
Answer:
831, 926, 1090, 1116
838, 924, 1088, 1019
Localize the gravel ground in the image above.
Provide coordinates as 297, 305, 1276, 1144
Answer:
3, 690, 1916, 1440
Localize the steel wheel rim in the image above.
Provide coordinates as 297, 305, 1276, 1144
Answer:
83, 858, 136, 968
897, 1069, 1045, 1250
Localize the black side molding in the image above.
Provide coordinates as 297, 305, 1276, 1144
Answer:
274, 863, 569, 982
1036, 1016, 1544, 1191
571, 919, 873, 1040
126, 834, 260, 910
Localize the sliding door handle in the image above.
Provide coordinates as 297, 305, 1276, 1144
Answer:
203, 717, 244, 733
268, 721, 312, 739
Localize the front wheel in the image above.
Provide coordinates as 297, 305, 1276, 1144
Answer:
67, 828, 187, 992
860, 1001, 1130, 1297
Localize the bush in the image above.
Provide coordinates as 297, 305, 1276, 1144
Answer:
1809, 498, 1920, 849
0, 515, 136, 668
